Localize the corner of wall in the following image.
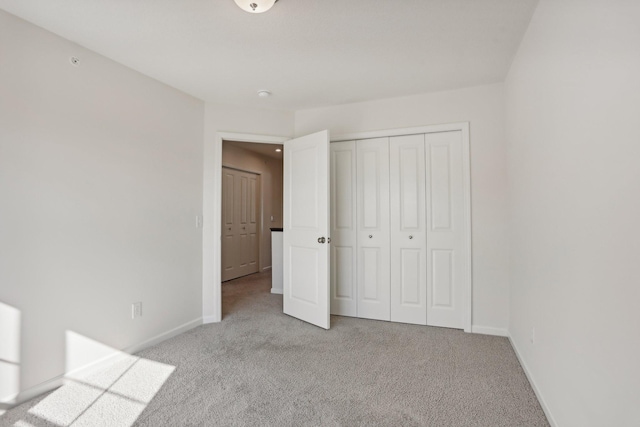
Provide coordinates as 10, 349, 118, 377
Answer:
507, 333, 557, 427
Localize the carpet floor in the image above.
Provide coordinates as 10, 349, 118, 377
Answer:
1, 271, 549, 426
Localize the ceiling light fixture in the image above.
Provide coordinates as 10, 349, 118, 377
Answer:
275, 148, 282, 152
257, 90, 272, 98
234, 0, 277, 13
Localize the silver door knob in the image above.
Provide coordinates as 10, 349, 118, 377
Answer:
409, 235, 413, 239
318, 237, 326, 243
369, 235, 373, 239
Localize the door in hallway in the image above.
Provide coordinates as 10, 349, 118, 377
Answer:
221, 167, 260, 281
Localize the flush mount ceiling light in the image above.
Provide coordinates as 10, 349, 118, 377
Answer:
234, 0, 277, 13
257, 90, 272, 98
275, 148, 282, 152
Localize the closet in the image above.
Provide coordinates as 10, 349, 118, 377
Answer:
330, 130, 469, 329
221, 167, 260, 282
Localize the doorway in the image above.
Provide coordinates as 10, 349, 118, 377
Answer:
220, 140, 285, 314
204, 133, 289, 323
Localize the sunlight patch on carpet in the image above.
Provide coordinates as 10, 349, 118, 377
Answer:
17, 331, 175, 427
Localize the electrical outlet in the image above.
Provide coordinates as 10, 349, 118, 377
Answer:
132, 302, 142, 319
530, 327, 535, 344
271, 215, 274, 222
195, 215, 203, 229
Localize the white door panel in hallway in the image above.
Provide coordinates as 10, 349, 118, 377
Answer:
221, 167, 260, 282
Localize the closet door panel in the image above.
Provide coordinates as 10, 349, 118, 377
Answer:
221, 168, 260, 281
426, 131, 466, 329
247, 174, 259, 273
330, 141, 357, 316
356, 138, 390, 321
390, 134, 427, 325
362, 247, 382, 300
221, 169, 237, 281
238, 174, 250, 274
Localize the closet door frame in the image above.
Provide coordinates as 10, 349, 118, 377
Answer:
331, 123, 472, 333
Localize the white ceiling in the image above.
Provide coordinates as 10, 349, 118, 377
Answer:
0, 0, 538, 111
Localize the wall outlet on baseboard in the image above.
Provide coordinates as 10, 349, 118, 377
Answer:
530, 327, 535, 344
132, 302, 142, 319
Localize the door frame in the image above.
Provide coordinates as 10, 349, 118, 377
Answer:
332, 122, 472, 333
204, 132, 289, 323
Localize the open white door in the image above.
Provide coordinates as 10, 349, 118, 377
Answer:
283, 130, 330, 329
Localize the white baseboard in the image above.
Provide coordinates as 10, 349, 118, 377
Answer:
270, 288, 283, 295
1, 317, 202, 409
508, 334, 557, 427
124, 317, 202, 354
1, 375, 64, 409
202, 315, 220, 324
471, 325, 508, 337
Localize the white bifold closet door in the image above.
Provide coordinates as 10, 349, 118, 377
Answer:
328, 128, 469, 330
390, 134, 427, 325
330, 141, 357, 317
356, 137, 390, 321
425, 131, 467, 329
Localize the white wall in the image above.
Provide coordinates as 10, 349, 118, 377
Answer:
295, 84, 509, 333
222, 143, 283, 271
202, 103, 294, 322
505, 1, 640, 425
0, 10, 204, 399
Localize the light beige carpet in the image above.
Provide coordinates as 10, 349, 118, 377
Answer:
1, 271, 549, 426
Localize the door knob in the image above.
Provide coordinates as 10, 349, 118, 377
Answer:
409, 235, 413, 239
318, 237, 326, 244
368, 235, 373, 239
